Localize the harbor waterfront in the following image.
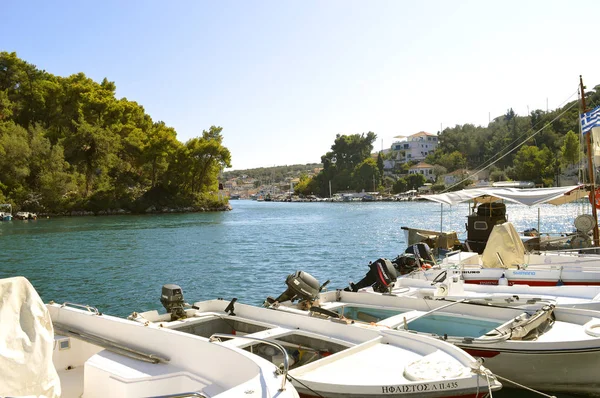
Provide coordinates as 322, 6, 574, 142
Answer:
0, 199, 594, 397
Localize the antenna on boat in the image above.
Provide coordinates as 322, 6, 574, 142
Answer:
580, 75, 600, 246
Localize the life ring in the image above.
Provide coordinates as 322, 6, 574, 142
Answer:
589, 188, 600, 210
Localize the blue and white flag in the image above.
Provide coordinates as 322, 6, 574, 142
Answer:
581, 105, 600, 134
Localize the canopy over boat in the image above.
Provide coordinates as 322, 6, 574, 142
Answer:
421, 185, 587, 206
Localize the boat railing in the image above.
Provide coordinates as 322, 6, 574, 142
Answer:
209, 333, 290, 391
539, 246, 600, 256
61, 301, 102, 315
53, 323, 169, 364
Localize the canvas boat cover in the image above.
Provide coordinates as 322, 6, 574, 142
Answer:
0, 276, 60, 397
421, 185, 587, 206
481, 223, 525, 268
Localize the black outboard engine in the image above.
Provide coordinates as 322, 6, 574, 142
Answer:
347, 258, 397, 293
391, 253, 420, 275
266, 271, 321, 305
160, 284, 187, 321
405, 242, 436, 266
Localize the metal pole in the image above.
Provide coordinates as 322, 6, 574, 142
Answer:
580, 75, 600, 246
440, 203, 443, 233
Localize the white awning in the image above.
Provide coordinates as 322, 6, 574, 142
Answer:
421, 185, 588, 206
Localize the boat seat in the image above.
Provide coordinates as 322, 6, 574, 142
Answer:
83, 349, 221, 398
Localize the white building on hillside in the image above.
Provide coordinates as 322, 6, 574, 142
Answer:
408, 162, 435, 182
391, 131, 438, 163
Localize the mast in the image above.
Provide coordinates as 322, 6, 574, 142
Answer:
580, 75, 600, 246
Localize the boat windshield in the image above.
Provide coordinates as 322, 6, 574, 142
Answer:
407, 314, 504, 338
335, 305, 408, 323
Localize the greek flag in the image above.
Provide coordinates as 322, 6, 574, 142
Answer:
581, 105, 600, 134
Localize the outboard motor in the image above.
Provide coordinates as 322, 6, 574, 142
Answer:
160, 284, 187, 321
405, 243, 436, 266
391, 253, 420, 275
265, 271, 322, 305
347, 258, 397, 293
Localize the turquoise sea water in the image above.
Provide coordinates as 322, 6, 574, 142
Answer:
0, 199, 592, 397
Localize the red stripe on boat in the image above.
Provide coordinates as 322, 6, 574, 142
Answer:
300, 393, 491, 398
464, 280, 557, 286
463, 348, 501, 358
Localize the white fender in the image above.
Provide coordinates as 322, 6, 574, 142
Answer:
584, 318, 600, 337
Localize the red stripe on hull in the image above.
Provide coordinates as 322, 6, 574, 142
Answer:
300, 393, 491, 398
462, 348, 501, 358
464, 280, 558, 286
561, 281, 600, 286
509, 280, 558, 287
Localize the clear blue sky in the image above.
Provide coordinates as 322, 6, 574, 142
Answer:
2, 0, 600, 170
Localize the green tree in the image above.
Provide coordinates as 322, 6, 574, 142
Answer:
512, 145, 553, 185
392, 177, 407, 194
321, 132, 377, 172
561, 130, 580, 166
179, 126, 231, 194
438, 151, 467, 172
353, 158, 380, 192
405, 173, 426, 190
432, 165, 447, 182
376, 152, 384, 176
143, 121, 179, 187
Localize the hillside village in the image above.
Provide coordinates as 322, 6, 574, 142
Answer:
220, 132, 478, 200
222, 128, 581, 201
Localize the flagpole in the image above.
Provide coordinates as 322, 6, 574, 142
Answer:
580, 75, 600, 247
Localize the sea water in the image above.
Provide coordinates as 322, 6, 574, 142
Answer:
0, 199, 591, 397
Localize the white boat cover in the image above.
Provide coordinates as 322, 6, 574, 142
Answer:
0, 277, 60, 398
481, 223, 525, 268
421, 185, 587, 206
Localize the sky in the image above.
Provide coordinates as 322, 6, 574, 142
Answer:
2, 0, 600, 170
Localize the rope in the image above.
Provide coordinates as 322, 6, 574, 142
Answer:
494, 374, 557, 398
470, 359, 494, 398
287, 374, 325, 398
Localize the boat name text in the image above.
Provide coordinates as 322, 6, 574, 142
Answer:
381, 382, 458, 394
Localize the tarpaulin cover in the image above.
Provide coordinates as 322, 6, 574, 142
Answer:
421, 185, 587, 206
482, 223, 525, 268
0, 276, 60, 397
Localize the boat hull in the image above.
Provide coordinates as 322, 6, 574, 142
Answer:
461, 347, 600, 395
418, 266, 600, 286
299, 391, 492, 398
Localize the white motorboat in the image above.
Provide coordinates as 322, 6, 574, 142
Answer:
267, 272, 600, 396
399, 185, 600, 286
1, 277, 298, 398
14, 211, 37, 220
401, 223, 600, 286
392, 268, 600, 310
0, 203, 12, 221
129, 283, 501, 398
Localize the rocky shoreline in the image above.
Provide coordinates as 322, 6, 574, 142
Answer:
38, 203, 232, 217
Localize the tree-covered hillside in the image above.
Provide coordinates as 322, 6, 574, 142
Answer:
295, 84, 600, 197
0, 52, 231, 214
430, 85, 600, 187
222, 163, 322, 182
